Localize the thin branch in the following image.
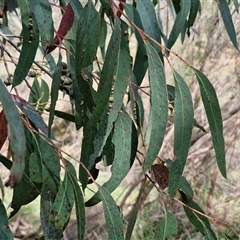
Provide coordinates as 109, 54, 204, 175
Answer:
0, 32, 53, 78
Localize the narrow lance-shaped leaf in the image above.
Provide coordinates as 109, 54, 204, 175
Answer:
69, 0, 83, 19
125, 196, 140, 240
124, 3, 148, 85
48, 54, 62, 138
0, 153, 41, 218
0, 81, 26, 187
40, 184, 64, 239
169, 70, 194, 197
217, 0, 238, 50
75, 0, 100, 110
167, 0, 191, 50
129, 74, 144, 129
85, 111, 138, 206
136, 0, 163, 63
99, 185, 124, 240
143, 41, 168, 172
181, 192, 217, 239
67, 161, 86, 240
88, 20, 131, 169
29, 78, 49, 113
29, 0, 54, 48
79, 19, 122, 189
35, 135, 60, 193
15, 100, 55, 140
232, 0, 239, 13
0, 199, 14, 239
49, 171, 75, 230
154, 209, 178, 240
193, 68, 226, 178
136, 0, 161, 43
66, 16, 84, 130
13, 1, 39, 87
186, 0, 200, 35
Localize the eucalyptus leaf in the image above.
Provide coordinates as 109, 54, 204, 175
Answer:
13, 1, 39, 87
217, 0, 238, 49
143, 41, 168, 172
99, 185, 124, 240
169, 70, 194, 197
193, 68, 226, 178
85, 111, 137, 206
0, 199, 14, 239
0, 80, 26, 186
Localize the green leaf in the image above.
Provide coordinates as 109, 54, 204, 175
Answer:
34, 135, 60, 193
48, 54, 62, 138
66, 39, 84, 129
172, 0, 181, 13
167, 0, 191, 49
193, 118, 206, 132
99, 185, 124, 240
29, 0, 54, 47
143, 41, 168, 172
136, 0, 163, 62
79, 19, 122, 189
88, 20, 131, 170
179, 176, 194, 201
49, 172, 75, 229
136, 0, 161, 43
125, 197, 140, 240
203, 223, 217, 240
193, 68, 226, 178
99, 17, 107, 59
67, 161, 86, 240
102, 132, 115, 166
85, 111, 138, 206
124, 3, 148, 85
76, 0, 100, 69
16, 101, 55, 140
75, 0, 99, 111
13, 1, 39, 87
232, 0, 239, 12
182, 197, 216, 238
130, 74, 144, 129
47, 110, 75, 123
40, 183, 64, 239
0, 154, 41, 218
154, 209, 178, 240
29, 152, 43, 183
69, 0, 83, 19
187, 0, 200, 35
0, 81, 26, 186
169, 70, 194, 197
217, 0, 238, 49
29, 78, 49, 113
0, 199, 14, 240
99, 0, 113, 19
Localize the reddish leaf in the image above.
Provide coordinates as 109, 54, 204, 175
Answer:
0, 110, 8, 150
151, 164, 169, 190
45, 3, 74, 54
111, 0, 126, 18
